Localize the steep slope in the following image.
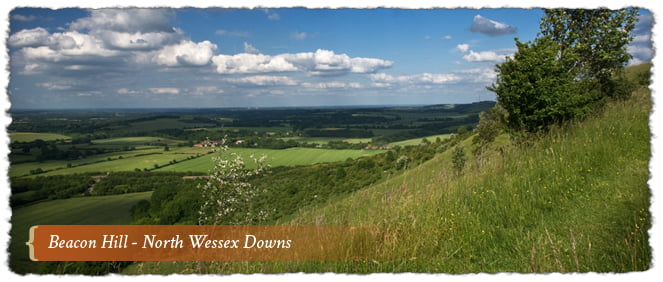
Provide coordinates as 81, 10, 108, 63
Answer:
286, 82, 651, 273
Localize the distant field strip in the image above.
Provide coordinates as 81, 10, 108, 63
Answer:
14, 147, 211, 177
157, 147, 386, 172
10, 132, 71, 142
92, 136, 184, 145
388, 133, 453, 147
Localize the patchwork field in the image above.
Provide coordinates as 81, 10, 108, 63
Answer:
10, 132, 71, 142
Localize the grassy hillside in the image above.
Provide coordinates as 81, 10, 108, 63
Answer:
127, 66, 651, 274
289, 86, 652, 272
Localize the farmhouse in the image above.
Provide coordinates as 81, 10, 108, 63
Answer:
193, 139, 220, 147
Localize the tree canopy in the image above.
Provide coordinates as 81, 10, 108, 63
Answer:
489, 8, 638, 132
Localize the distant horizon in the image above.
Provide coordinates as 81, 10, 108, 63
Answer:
8, 99, 496, 112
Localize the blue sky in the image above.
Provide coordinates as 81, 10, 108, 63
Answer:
7, 7, 653, 109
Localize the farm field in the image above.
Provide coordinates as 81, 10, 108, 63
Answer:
9, 132, 71, 142
280, 137, 372, 145
92, 136, 185, 145
388, 133, 454, 147
9, 147, 185, 177
9, 191, 153, 274
156, 147, 387, 172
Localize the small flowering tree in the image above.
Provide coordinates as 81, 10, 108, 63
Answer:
198, 138, 270, 225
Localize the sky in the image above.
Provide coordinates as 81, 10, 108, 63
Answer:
6, 6, 654, 109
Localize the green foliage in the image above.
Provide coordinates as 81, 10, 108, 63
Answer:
451, 145, 467, 176
489, 8, 638, 133
489, 36, 598, 132
540, 8, 638, 93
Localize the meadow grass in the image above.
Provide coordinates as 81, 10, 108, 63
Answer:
9, 191, 153, 274
10, 132, 71, 142
128, 86, 652, 274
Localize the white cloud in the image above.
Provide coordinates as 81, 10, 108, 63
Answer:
8, 27, 51, 47
76, 91, 102, 97
37, 82, 73, 90
301, 81, 364, 89
370, 72, 460, 85
291, 31, 308, 40
212, 49, 392, 75
470, 14, 517, 36
212, 53, 298, 74
12, 14, 38, 22
462, 50, 504, 62
117, 88, 139, 95
97, 30, 184, 51
261, 9, 280, 21
149, 87, 180, 94
190, 86, 225, 96
243, 42, 260, 54
456, 44, 470, 53
69, 9, 175, 34
443, 35, 452, 40
223, 75, 297, 86
155, 40, 218, 67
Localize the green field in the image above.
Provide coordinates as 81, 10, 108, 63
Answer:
388, 133, 454, 147
157, 147, 386, 172
9, 148, 176, 177
10, 132, 71, 143
280, 137, 372, 145
10, 191, 153, 274
14, 147, 210, 177
92, 136, 184, 145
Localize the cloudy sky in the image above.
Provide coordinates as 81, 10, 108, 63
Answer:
7, 7, 653, 109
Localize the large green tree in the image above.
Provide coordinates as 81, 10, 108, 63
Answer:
489, 8, 638, 132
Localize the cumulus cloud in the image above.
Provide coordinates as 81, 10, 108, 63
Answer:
149, 87, 180, 94
69, 9, 175, 34
212, 53, 298, 74
223, 75, 297, 86
9, 9, 219, 75
155, 40, 218, 67
456, 44, 512, 63
462, 50, 504, 62
456, 44, 470, 53
212, 49, 393, 75
9, 27, 53, 47
470, 14, 517, 36
243, 42, 260, 54
443, 35, 452, 40
117, 88, 139, 95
